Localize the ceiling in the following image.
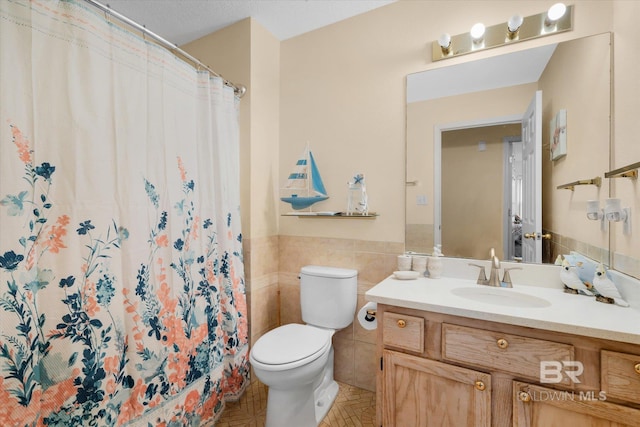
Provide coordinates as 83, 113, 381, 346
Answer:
407, 44, 558, 103
103, 0, 396, 46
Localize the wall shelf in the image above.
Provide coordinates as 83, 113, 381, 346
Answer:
605, 161, 640, 179
282, 212, 378, 219
557, 177, 602, 191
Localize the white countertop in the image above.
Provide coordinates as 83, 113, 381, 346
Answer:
366, 275, 640, 345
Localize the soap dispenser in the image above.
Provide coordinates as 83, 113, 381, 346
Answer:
427, 245, 444, 279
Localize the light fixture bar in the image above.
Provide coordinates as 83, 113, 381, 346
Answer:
432, 5, 573, 61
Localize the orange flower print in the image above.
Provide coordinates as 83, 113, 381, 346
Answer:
103, 355, 119, 374
190, 216, 199, 241
106, 378, 117, 395
83, 281, 99, 317
177, 156, 187, 182
155, 234, 169, 247
10, 123, 32, 164
117, 378, 146, 425
183, 389, 200, 414
43, 215, 70, 254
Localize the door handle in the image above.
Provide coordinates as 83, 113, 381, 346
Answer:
524, 233, 551, 240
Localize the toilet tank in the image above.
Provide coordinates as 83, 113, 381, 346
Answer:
300, 265, 358, 330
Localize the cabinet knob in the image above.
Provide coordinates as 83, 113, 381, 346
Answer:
474, 380, 486, 391
518, 391, 531, 402
635, 363, 640, 375
397, 319, 406, 328
497, 338, 509, 349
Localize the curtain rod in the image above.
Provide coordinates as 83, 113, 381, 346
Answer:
83, 0, 247, 98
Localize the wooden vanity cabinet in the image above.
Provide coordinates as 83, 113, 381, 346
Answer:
375, 304, 640, 427
513, 381, 640, 426
383, 350, 491, 426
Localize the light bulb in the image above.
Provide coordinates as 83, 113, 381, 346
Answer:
470, 23, 485, 41
547, 3, 567, 21
508, 14, 523, 32
438, 33, 451, 49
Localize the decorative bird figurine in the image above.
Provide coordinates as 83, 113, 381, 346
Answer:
560, 259, 594, 296
592, 263, 630, 307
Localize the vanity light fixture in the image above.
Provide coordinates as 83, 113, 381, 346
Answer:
432, 3, 572, 61
604, 198, 632, 235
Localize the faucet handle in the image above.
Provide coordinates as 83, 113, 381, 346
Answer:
501, 267, 523, 287
468, 263, 488, 285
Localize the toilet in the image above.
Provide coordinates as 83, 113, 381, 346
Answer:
249, 265, 358, 427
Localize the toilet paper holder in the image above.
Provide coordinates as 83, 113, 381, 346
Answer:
364, 309, 377, 322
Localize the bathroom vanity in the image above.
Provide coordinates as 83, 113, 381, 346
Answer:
366, 268, 640, 426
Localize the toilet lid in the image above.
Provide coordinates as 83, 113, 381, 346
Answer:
251, 324, 331, 366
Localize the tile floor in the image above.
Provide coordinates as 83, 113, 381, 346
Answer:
215, 380, 376, 426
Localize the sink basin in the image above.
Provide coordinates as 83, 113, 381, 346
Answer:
451, 287, 551, 308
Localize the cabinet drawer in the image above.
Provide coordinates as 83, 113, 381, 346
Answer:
442, 323, 575, 385
382, 312, 424, 353
601, 350, 640, 405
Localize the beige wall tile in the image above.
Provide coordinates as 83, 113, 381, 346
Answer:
279, 283, 302, 325
354, 342, 378, 392
252, 284, 279, 337
333, 337, 354, 385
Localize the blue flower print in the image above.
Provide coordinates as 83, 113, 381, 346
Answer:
59, 276, 76, 288
0, 191, 28, 216
117, 226, 130, 243
34, 162, 56, 181
76, 220, 95, 235
144, 179, 159, 208
20, 268, 54, 294
0, 250, 24, 271
96, 275, 115, 306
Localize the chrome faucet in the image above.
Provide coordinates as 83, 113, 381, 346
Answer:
468, 263, 488, 285
469, 248, 522, 288
488, 255, 502, 287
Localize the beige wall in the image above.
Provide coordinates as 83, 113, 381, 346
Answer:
182, 0, 640, 393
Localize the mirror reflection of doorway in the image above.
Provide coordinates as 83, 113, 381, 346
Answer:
506, 138, 523, 262
440, 123, 522, 261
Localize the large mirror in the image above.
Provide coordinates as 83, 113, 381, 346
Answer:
406, 32, 611, 264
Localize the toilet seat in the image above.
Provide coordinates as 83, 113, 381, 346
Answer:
251, 324, 332, 371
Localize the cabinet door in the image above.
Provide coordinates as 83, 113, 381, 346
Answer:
383, 350, 491, 426
513, 381, 640, 426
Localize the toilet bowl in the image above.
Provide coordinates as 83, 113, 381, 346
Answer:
250, 324, 336, 426
249, 265, 358, 427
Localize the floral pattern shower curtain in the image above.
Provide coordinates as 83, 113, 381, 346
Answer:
0, 1, 248, 425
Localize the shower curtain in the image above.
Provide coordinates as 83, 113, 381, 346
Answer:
0, 1, 248, 425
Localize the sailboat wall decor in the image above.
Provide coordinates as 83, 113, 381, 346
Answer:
281, 144, 329, 210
